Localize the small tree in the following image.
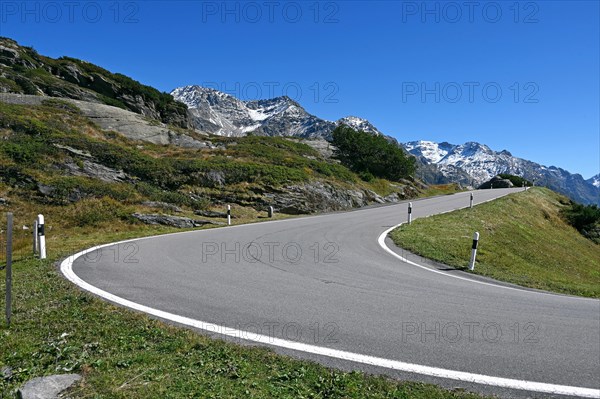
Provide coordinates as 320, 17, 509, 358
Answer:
332, 125, 415, 181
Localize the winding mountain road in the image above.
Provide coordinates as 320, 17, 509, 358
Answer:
61, 188, 600, 398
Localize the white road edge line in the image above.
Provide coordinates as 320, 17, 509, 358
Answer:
61, 249, 599, 398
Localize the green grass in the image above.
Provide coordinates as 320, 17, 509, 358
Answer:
390, 188, 600, 297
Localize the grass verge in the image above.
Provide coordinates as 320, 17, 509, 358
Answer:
390, 188, 600, 297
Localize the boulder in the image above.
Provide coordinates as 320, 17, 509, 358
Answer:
18, 374, 81, 399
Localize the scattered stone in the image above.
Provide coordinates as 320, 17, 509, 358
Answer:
141, 201, 183, 213
0, 197, 7, 206
18, 374, 81, 399
132, 213, 223, 228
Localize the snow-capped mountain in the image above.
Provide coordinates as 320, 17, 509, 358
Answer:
172, 85, 597, 205
336, 116, 383, 136
172, 86, 389, 140
172, 85, 338, 139
587, 174, 600, 188
404, 140, 600, 205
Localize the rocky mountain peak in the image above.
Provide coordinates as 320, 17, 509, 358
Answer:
336, 116, 383, 135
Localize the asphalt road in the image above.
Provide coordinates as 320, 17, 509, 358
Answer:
63, 188, 600, 398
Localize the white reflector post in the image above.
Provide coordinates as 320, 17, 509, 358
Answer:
469, 232, 479, 271
37, 214, 46, 259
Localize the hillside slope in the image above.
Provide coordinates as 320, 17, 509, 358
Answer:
0, 37, 189, 128
0, 97, 419, 224
390, 188, 600, 297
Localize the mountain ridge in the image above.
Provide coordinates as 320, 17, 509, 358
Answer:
171, 85, 383, 140
403, 140, 599, 205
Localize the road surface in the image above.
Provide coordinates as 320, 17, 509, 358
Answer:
61, 188, 600, 398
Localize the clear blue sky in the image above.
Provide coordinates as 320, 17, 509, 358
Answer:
1, 0, 598, 178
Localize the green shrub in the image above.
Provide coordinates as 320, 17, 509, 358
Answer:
561, 202, 600, 243
358, 171, 375, 182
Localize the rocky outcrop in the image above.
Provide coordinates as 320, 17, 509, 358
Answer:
0, 94, 210, 148
132, 213, 223, 228
263, 181, 403, 214
63, 159, 132, 183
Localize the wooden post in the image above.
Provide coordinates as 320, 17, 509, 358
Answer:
5, 213, 13, 327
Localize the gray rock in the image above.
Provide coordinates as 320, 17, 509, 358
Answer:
365, 190, 386, 204
383, 193, 401, 202
0, 197, 7, 206
63, 159, 131, 183
202, 170, 226, 188
194, 210, 232, 218
18, 374, 81, 399
37, 183, 55, 196
141, 201, 183, 213
53, 144, 92, 158
265, 181, 372, 214
132, 213, 222, 228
